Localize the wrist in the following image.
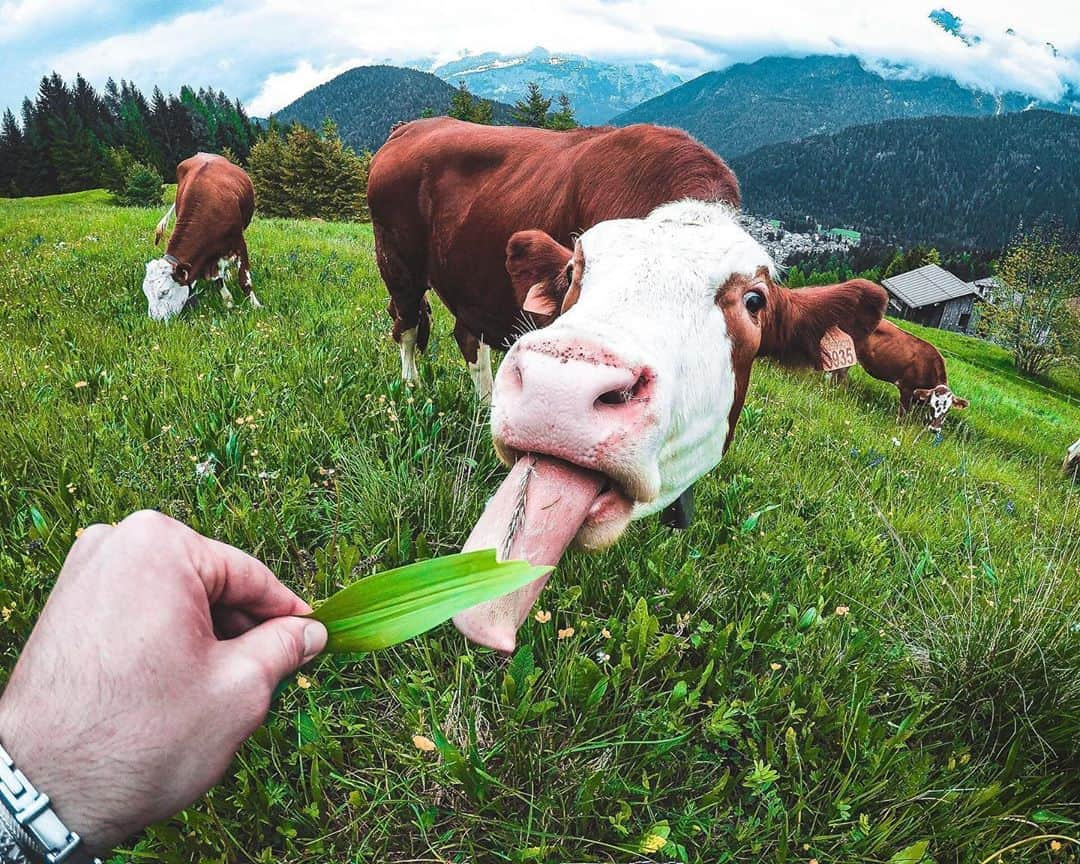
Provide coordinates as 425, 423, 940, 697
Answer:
0, 734, 102, 864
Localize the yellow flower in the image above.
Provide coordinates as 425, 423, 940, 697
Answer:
74, 527, 85, 537
770, 662, 782, 671
296, 674, 311, 690
534, 609, 551, 623
835, 605, 850, 617
557, 627, 575, 640
601, 628, 611, 639
1, 607, 11, 623
1050, 840, 1062, 852
640, 834, 667, 853
412, 734, 436, 752
74, 380, 88, 389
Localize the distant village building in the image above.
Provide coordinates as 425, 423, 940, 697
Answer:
882, 263, 981, 334
825, 227, 862, 244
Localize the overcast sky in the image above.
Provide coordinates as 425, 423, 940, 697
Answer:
2, 0, 1078, 117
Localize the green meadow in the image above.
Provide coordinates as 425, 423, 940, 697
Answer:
0, 190, 1077, 863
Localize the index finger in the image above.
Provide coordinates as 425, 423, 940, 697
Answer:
195, 536, 312, 621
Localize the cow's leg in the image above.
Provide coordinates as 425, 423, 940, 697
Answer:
216, 257, 236, 308
454, 322, 492, 403
374, 222, 428, 385
897, 387, 913, 421
235, 238, 261, 309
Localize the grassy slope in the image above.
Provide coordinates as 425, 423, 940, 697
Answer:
0, 192, 1076, 864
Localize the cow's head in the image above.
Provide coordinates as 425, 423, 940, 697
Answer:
913, 384, 968, 432
453, 201, 887, 649
142, 257, 192, 321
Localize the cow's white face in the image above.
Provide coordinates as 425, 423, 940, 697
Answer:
495, 202, 772, 545
914, 384, 968, 432
142, 258, 189, 321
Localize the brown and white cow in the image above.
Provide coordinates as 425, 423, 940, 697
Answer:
452, 200, 888, 650
143, 153, 259, 321
834, 319, 968, 431
367, 117, 741, 400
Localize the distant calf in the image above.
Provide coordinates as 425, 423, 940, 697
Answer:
143, 153, 259, 320
1065, 438, 1080, 476
836, 319, 968, 431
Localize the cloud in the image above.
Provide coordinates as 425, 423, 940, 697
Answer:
247, 59, 367, 116
2, 0, 1078, 117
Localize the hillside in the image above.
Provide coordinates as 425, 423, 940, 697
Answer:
271, 65, 513, 152
612, 54, 1074, 158
729, 110, 1080, 249
432, 46, 682, 125
1, 189, 1077, 862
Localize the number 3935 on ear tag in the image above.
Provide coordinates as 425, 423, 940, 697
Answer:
820, 326, 857, 373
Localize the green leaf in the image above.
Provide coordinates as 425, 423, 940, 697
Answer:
887, 840, 934, 864
308, 549, 550, 652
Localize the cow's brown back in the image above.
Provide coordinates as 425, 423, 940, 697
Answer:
853, 319, 947, 393
368, 118, 739, 350
168, 153, 255, 281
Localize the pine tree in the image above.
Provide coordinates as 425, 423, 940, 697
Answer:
546, 93, 577, 130
513, 82, 552, 127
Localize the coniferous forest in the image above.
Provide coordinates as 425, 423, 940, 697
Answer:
0, 73, 256, 197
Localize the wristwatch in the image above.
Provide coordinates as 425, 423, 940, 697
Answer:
0, 743, 100, 864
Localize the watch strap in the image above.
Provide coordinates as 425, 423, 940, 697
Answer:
0, 743, 99, 864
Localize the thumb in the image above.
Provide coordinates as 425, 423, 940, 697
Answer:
227, 617, 328, 688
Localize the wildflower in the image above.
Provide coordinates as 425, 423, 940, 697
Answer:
1051, 840, 1062, 852
534, 609, 551, 623
195, 459, 215, 478
161, 425, 172, 434
66, 483, 77, 494
74, 380, 88, 389
835, 605, 850, 617
1, 607, 11, 623
74, 527, 84, 538
412, 734, 436, 752
770, 662, 782, 671
250, 449, 259, 457
296, 674, 311, 690
640, 833, 667, 853
596, 650, 611, 663
601, 628, 611, 639
890, 436, 901, 447
558, 627, 575, 640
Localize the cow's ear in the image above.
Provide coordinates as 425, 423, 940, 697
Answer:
172, 262, 191, 284
912, 387, 933, 401
952, 396, 969, 409
506, 230, 573, 320
761, 278, 887, 368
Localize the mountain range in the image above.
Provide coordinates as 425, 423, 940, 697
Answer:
270, 66, 513, 152
730, 110, 1080, 249
429, 47, 682, 125
613, 54, 1077, 159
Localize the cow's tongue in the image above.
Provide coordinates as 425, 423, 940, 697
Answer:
452, 455, 605, 652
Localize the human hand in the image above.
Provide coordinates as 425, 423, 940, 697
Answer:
0, 510, 326, 854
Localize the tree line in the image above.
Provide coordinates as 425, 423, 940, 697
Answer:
444, 80, 577, 130
0, 73, 256, 198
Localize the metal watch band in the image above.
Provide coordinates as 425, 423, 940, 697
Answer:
0, 743, 99, 864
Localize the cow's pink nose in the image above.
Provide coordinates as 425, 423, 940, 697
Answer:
492, 343, 654, 473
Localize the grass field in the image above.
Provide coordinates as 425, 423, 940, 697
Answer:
1, 190, 1077, 864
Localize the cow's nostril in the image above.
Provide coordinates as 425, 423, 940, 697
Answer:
596, 372, 649, 408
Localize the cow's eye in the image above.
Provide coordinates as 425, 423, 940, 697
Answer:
744, 290, 766, 314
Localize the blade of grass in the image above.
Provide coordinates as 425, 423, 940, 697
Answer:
308, 548, 550, 652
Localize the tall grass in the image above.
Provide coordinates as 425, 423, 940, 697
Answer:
1, 191, 1077, 863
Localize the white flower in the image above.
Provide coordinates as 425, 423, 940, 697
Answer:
195, 459, 216, 478
890, 437, 901, 447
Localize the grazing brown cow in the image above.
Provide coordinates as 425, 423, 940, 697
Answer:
449, 199, 888, 650
143, 153, 259, 320
834, 319, 968, 431
367, 117, 741, 400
